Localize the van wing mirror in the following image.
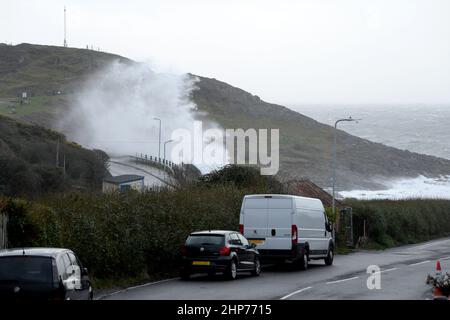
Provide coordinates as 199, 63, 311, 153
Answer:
325, 222, 333, 232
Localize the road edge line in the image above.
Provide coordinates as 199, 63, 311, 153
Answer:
95, 277, 179, 300
326, 276, 359, 285
280, 286, 312, 300
408, 260, 431, 267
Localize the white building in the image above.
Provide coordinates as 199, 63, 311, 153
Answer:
102, 175, 145, 193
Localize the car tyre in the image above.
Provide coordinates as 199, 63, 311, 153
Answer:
251, 257, 261, 276
225, 259, 238, 280
324, 245, 334, 266
298, 251, 308, 271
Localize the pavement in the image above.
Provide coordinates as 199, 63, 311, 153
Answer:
100, 237, 450, 300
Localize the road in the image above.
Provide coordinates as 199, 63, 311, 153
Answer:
109, 156, 175, 188
102, 237, 450, 300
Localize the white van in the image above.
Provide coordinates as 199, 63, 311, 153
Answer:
239, 194, 334, 269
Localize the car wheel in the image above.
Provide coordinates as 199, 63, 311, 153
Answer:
299, 251, 308, 270
324, 246, 334, 266
251, 257, 261, 276
225, 259, 238, 280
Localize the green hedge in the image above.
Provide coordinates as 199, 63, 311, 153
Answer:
2, 184, 256, 280
4, 185, 450, 283
347, 199, 450, 248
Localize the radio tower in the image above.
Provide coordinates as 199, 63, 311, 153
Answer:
63, 6, 68, 47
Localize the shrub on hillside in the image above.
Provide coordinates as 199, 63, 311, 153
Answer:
0, 116, 109, 196
347, 199, 450, 248
199, 165, 285, 192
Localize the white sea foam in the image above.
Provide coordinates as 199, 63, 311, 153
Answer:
340, 175, 450, 200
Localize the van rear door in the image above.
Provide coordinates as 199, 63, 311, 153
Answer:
241, 197, 269, 248
265, 197, 293, 250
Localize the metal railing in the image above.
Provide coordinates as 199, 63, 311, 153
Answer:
134, 153, 179, 173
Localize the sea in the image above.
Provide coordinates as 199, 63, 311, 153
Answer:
291, 104, 450, 200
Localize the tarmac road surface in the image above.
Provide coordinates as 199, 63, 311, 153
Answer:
101, 237, 450, 300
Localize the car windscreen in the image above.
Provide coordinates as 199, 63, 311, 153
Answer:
0, 256, 53, 284
186, 235, 225, 246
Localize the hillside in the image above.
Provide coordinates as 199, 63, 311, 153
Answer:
1, 43, 449, 190
0, 115, 109, 196
0, 43, 130, 97
192, 77, 450, 189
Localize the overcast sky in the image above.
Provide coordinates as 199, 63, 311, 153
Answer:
2, 0, 450, 105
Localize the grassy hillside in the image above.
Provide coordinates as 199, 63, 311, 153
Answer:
1, 43, 449, 190
192, 76, 450, 189
0, 43, 130, 97
0, 115, 109, 196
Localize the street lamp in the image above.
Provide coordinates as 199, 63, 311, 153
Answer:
163, 139, 174, 182
153, 117, 161, 160
332, 117, 361, 218
163, 139, 174, 161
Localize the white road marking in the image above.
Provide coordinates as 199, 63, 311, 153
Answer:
280, 286, 312, 300
414, 239, 450, 250
96, 277, 179, 300
408, 260, 430, 267
326, 276, 359, 285
374, 267, 399, 274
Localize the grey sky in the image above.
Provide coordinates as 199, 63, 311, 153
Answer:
2, 0, 450, 105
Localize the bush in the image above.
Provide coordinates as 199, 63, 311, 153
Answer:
199, 165, 285, 192
347, 199, 450, 248
3, 198, 39, 247
0, 116, 109, 197
3, 179, 278, 281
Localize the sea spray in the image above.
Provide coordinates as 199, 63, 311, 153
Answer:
59, 60, 227, 172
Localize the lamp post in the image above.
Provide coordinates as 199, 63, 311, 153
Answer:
163, 139, 173, 162
332, 116, 360, 218
153, 117, 161, 160
163, 139, 173, 182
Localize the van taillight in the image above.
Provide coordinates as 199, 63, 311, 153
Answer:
239, 224, 244, 234
219, 246, 231, 256
291, 225, 298, 246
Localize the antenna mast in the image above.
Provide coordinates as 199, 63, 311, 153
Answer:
64, 6, 68, 47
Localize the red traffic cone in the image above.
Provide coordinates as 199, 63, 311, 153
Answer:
436, 260, 442, 272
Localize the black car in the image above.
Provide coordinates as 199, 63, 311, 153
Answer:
0, 248, 93, 300
180, 230, 261, 280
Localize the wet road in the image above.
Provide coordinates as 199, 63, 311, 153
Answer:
102, 237, 450, 300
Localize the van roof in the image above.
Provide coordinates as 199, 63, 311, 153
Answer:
244, 194, 322, 201
243, 194, 324, 210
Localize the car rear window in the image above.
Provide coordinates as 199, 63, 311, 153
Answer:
186, 235, 225, 246
0, 256, 53, 284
